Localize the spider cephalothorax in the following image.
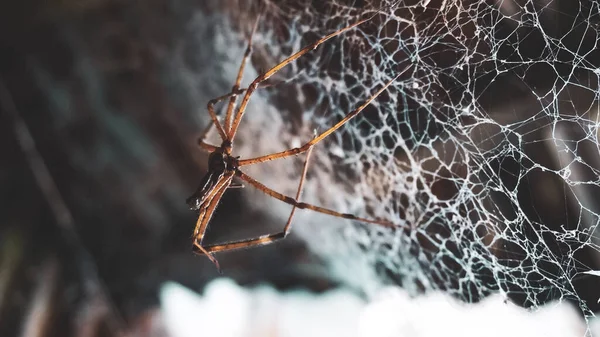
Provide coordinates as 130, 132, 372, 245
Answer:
186, 149, 237, 211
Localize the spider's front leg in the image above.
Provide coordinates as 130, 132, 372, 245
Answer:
200, 12, 262, 150
228, 17, 372, 142
199, 88, 247, 152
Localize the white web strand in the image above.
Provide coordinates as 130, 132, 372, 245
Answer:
171, 0, 600, 329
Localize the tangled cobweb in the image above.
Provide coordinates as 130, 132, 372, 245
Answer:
173, 0, 600, 328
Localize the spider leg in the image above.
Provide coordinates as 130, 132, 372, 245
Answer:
198, 141, 218, 153
236, 169, 396, 228
201, 146, 313, 253
206, 92, 232, 141
229, 181, 245, 188
228, 17, 372, 142
199, 78, 276, 151
194, 242, 222, 273
224, 13, 262, 134
199, 88, 247, 151
238, 73, 400, 166
191, 172, 235, 270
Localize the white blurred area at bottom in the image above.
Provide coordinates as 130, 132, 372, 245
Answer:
160, 279, 598, 337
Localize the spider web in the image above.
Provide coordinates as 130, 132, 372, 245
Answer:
172, 0, 600, 327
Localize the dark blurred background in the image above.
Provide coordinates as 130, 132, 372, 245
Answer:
3, 0, 600, 336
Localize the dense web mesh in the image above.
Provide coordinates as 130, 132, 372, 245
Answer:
170, 0, 600, 326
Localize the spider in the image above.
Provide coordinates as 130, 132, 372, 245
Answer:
187, 15, 399, 271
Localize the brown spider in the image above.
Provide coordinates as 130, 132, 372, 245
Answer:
187, 15, 398, 270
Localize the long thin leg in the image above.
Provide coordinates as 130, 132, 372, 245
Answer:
236, 169, 396, 228
228, 17, 372, 142
191, 173, 235, 270
206, 92, 232, 142
224, 13, 262, 134
201, 146, 314, 253
199, 78, 277, 152
199, 88, 247, 152
238, 73, 400, 166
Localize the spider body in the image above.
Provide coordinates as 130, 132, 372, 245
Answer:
188, 16, 399, 271
186, 147, 237, 211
